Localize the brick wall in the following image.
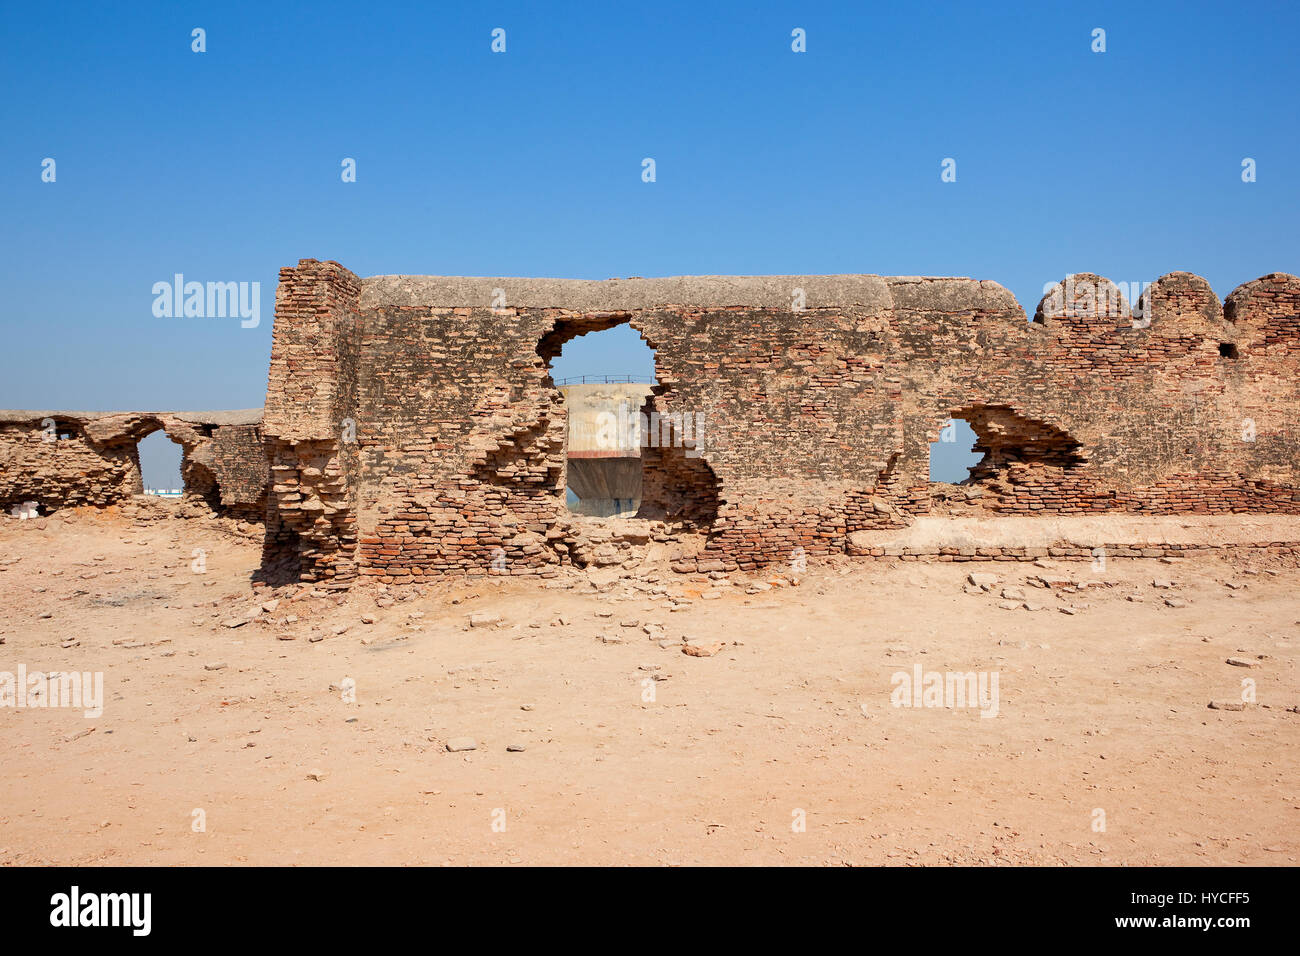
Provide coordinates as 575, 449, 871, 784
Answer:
7, 262, 1296, 580
0, 410, 266, 519
256, 262, 1300, 582
0, 416, 137, 511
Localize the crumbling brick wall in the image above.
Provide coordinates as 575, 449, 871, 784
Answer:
8, 261, 1297, 578
0, 410, 267, 519
258, 261, 363, 584
253, 260, 1300, 581
209, 423, 271, 521
0, 414, 138, 512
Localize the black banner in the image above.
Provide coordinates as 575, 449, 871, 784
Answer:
0, 866, 1278, 942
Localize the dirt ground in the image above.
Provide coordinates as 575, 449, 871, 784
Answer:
2, 504, 1297, 866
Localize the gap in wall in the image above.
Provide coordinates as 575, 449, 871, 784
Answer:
929, 417, 983, 483
546, 323, 657, 518
137, 429, 183, 495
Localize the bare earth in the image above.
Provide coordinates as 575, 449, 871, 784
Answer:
2, 504, 1297, 866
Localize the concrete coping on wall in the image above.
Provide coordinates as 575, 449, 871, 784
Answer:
359, 274, 1022, 315
0, 409, 264, 426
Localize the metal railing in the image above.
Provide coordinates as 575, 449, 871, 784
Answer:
555, 375, 652, 386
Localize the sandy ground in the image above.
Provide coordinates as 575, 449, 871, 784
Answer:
1, 504, 1297, 866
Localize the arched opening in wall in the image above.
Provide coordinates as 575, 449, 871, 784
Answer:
540, 318, 658, 518
537, 315, 721, 530
929, 405, 1084, 511
136, 429, 183, 497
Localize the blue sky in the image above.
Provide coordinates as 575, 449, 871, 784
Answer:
2, 1, 1296, 484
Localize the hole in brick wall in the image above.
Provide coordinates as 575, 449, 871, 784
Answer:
543, 321, 658, 518
136, 429, 183, 496
955, 405, 1085, 481
1219, 342, 1239, 358
546, 323, 657, 386
43, 417, 81, 442
538, 316, 717, 529
929, 418, 982, 483
928, 405, 1084, 510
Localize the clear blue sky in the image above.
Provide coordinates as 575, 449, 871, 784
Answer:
2, 1, 1296, 484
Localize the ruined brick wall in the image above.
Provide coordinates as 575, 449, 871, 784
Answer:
209, 423, 271, 520
885, 271, 1300, 521
0, 414, 138, 511
0, 410, 266, 519
259, 261, 1299, 581
637, 419, 719, 529
351, 298, 567, 581
259, 261, 363, 584
6, 261, 1293, 580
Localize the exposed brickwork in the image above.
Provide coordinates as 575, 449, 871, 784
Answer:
258, 260, 366, 583
0, 410, 266, 519
250, 262, 1300, 582
1224, 273, 1300, 355
636, 393, 719, 528
208, 424, 270, 517
10, 262, 1296, 581
263, 261, 364, 442
261, 438, 355, 584
0, 416, 136, 510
